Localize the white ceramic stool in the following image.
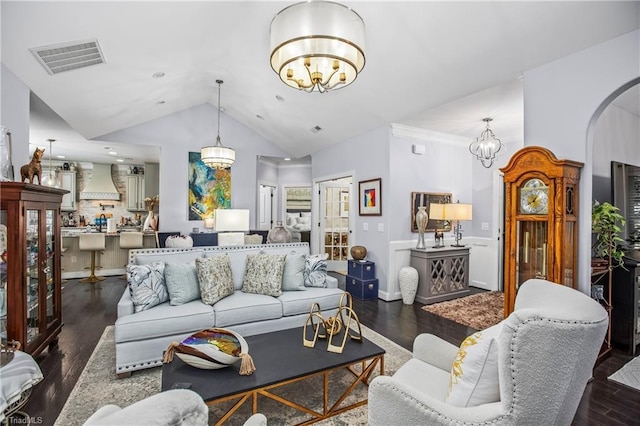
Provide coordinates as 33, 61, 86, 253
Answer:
119, 232, 144, 279
79, 233, 106, 284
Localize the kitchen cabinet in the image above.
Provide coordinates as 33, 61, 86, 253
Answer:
57, 170, 77, 211
410, 247, 470, 304
126, 175, 146, 211
0, 182, 66, 356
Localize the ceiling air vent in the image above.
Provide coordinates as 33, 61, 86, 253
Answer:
29, 38, 105, 75
310, 125, 323, 134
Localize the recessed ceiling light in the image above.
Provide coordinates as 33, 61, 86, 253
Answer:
109, 151, 117, 155
152, 72, 165, 79
275, 95, 285, 102
56, 155, 66, 159
256, 114, 264, 120
284, 157, 291, 161
116, 158, 124, 163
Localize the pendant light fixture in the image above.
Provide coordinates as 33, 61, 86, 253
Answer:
469, 118, 504, 168
201, 80, 235, 169
41, 138, 61, 187
270, 1, 366, 93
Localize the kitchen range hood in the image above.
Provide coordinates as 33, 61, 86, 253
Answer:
80, 163, 121, 200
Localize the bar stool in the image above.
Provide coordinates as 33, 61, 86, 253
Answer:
79, 233, 106, 284
119, 232, 144, 280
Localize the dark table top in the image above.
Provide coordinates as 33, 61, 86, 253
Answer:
161, 326, 385, 402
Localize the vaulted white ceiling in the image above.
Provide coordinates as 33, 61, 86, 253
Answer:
2, 1, 639, 163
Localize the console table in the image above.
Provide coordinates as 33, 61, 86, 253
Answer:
410, 246, 470, 304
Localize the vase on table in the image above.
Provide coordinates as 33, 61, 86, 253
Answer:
415, 206, 428, 249
399, 266, 419, 304
143, 211, 157, 231
267, 221, 292, 243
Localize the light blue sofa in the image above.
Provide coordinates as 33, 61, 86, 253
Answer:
115, 242, 344, 377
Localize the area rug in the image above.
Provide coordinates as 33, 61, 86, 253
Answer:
608, 356, 640, 391
422, 291, 504, 330
54, 325, 411, 426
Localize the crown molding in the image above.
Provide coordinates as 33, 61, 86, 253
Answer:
390, 124, 471, 146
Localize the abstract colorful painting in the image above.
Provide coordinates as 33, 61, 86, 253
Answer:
188, 152, 231, 220
358, 178, 381, 216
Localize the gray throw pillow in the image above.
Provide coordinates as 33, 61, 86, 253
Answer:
304, 253, 329, 288
127, 260, 168, 312
281, 252, 307, 291
165, 262, 200, 305
242, 253, 286, 297
195, 255, 234, 305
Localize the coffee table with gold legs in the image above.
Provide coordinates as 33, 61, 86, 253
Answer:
161, 327, 385, 425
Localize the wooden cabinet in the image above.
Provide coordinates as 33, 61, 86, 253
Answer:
57, 170, 77, 211
501, 147, 583, 316
0, 183, 66, 356
126, 175, 146, 211
410, 247, 470, 304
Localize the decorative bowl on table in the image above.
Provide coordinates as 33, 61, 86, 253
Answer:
163, 328, 255, 374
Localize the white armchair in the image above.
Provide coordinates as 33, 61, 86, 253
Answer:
368, 279, 609, 425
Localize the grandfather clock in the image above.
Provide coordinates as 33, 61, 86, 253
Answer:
501, 146, 583, 316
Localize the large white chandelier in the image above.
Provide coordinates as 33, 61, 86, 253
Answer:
469, 118, 503, 168
201, 80, 235, 169
270, 1, 366, 93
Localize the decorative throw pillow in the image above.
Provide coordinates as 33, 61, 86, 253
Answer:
195, 255, 234, 305
446, 323, 503, 407
281, 252, 307, 291
242, 253, 286, 297
304, 253, 329, 288
127, 260, 168, 312
165, 262, 200, 305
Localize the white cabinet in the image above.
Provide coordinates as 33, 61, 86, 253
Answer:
126, 175, 146, 211
56, 170, 77, 211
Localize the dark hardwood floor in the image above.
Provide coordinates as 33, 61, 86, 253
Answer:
21, 277, 640, 426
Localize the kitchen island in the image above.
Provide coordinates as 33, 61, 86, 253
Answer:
61, 230, 157, 279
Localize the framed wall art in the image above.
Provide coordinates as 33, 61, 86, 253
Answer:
359, 178, 381, 216
410, 192, 452, 232
188, 151, 231, 220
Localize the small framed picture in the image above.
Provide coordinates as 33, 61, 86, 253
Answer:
359, 178, 382, 216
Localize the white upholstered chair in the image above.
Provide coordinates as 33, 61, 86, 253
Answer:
368, 279, 609, 425
82, 389, 267, 426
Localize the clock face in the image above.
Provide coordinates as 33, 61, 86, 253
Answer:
520, 179, 548, 214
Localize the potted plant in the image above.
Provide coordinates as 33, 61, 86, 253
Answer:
591, 200, 626, 270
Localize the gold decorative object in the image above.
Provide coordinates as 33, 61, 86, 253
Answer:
303, 293, 362, 353
19, 148, 44, 184
350, 245, 367, 261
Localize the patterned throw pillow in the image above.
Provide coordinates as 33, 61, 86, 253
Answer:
242, 254, 286, 297
281, 252, 307, 291
165, 262, 200, 305
127, 260, 168, 312
304, 253, 329, 288
195, 255, 234, 305
446, 323, 503, 407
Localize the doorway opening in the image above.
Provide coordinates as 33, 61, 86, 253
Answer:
315, 175, 353, 271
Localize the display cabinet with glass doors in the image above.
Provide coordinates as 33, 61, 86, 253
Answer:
0, 182, 67, 356
501, 147, 583, 317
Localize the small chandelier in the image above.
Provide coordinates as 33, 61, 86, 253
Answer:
269, 1, 366, 93
201, 80, 235, 169
41, 138, 61, 188
469, 118, 503, 168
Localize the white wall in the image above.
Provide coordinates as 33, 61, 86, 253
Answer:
312, 126, 390, 296
524, 29, 640, 294
1, 64, 30, 169
100, 104, 288, 235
